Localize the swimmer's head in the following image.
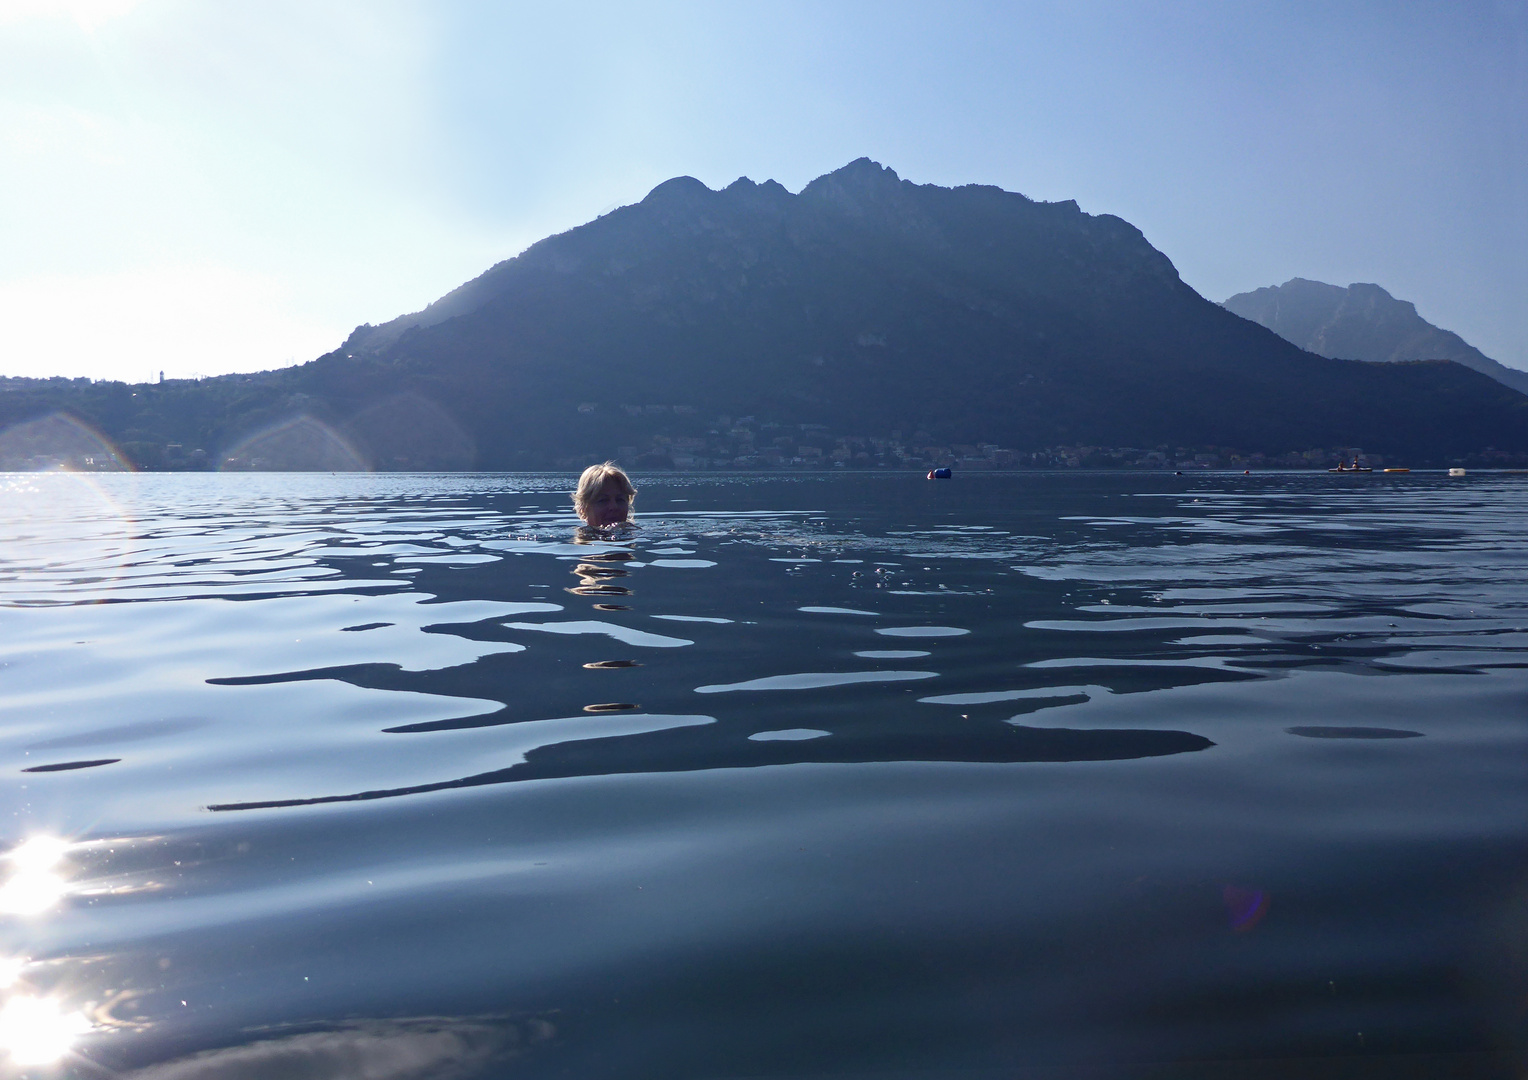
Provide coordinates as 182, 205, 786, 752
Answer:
574, 462, 636, 528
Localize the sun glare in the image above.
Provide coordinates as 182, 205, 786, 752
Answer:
0, 994, 90, 1066
8, 837, 68, 874
0, 837, 71, 916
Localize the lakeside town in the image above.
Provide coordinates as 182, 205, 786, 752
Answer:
5, 401, 1526, 472
590, 410, 1440, 472
608, 415, 1387, 472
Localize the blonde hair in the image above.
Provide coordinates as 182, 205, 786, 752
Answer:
573, 461, 636, 519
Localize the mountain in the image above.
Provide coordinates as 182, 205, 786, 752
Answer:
1222, 278, 1528, 397
4, 160, 1527, 469
306, 159, 1528, 464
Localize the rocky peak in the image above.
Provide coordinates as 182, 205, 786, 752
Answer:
1223, 277, 1528, 397
641, 175, 714, 207
799, 157, 909, 211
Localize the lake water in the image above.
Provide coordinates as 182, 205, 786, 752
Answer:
1, 470, 1525, 1079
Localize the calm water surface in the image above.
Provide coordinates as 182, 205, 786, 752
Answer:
1, 470, 1525, 1078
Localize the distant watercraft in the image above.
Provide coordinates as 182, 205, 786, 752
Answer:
927, 467, 952, 479
1329, 458, 1372, 473
1382, 468, 1410, 473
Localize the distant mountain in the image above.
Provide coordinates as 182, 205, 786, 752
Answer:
1222, 278, 1528, 397
4, 160, 1527, 469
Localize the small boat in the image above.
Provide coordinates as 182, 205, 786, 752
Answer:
1329, 458, 1372, 473
927, 467, 952, 479
1382, 468, 1410, 473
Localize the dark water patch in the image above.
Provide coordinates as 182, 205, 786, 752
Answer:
1287, 726, 1425, 739
501, 619, 692, 648
340, 621, 394, 632
1018, 662, 1264, 695
208, 662, 406, 686
695, 670, 937, 693
382, 708, 515, 734
23, 757, 120, 772
207, 722, 1214, 812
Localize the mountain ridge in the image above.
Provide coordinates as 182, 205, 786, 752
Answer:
1222, 277, 1528, 397
343, 159, 1184, 359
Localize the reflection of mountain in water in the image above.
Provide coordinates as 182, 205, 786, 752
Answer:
207, 717, 1213, 812
205, 508, 1222, 814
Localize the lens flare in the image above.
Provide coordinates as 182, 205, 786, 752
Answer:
343, 393, 475, 470
0, 412, 131, 471
1, 470, 140, 605
220, 415, 369, 471
1223, 884, 1270, 932
0, 995, 90, 1066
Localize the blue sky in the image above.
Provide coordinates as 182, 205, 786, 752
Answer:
2, 0, 1524, 381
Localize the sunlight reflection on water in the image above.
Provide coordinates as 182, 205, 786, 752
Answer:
0, 836, 93, 1067
0, 837, 69, 917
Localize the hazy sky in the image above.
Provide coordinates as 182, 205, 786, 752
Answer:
3, 0, 1524, 382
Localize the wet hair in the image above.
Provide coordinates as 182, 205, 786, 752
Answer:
573, 462, 636, 520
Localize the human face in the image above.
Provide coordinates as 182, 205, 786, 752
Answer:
582, 483, 631, 528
